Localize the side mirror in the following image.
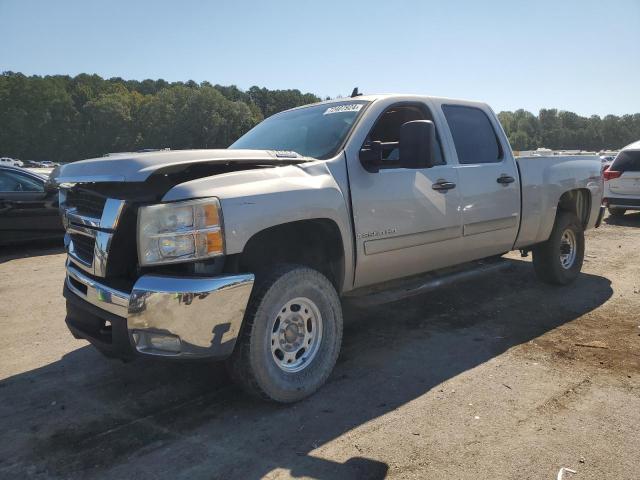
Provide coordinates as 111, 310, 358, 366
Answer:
399, 120, 436, 169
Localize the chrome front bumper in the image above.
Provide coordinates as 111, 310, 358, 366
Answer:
65, 262, 254, 358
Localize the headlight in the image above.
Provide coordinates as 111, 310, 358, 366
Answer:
137, 198, 224, 266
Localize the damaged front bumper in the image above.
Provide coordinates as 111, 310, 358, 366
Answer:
64, 261, 254, 359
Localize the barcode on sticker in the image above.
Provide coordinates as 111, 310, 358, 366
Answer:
323, 104, 363, 115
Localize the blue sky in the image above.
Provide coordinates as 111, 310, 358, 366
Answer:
1, 0, 638, 116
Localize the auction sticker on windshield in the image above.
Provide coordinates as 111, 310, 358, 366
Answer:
323, 104, 363, 115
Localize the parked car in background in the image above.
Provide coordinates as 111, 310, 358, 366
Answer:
603, 141, 640, 216
0, 166, 64, 245
39, 161, 60, 168
0, 157, 23, 167
17, 160, 60, 169
21, 160, 43, 168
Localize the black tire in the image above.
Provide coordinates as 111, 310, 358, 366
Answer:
532, 211, 584, 285
227, 264, 343, 403
608, 207, 626, 217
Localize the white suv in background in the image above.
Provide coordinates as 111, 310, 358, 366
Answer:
603, 140, 640, 217
0, 157, 23, 167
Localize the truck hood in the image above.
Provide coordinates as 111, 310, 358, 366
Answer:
51, 149, 312, 184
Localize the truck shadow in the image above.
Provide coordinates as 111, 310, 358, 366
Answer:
0, 259, 613, 479
0, 239, 65, 264
604, 211, 640, 227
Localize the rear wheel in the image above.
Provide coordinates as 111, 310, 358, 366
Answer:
227, 264, 343, 403
608, 207, 626, 217
532, 211, 584, 285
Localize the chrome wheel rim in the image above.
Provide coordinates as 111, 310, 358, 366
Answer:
559, 229, 577, 269
270, 297, 323, 373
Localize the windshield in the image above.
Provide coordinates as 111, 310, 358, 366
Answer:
230, 100, 369, 159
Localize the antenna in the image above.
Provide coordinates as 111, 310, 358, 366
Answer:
351, 87, 361, 98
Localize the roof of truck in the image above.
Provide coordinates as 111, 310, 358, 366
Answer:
329, 93, 486, 102
287, 93, 490, 111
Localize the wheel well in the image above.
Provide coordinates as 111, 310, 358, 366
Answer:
233, 219, 345, 291
557, 189, 591, 227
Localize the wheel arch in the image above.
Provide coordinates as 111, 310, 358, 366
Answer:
557, 188, 592, 229
226, 218, 346, 293
517, 187, 595, 250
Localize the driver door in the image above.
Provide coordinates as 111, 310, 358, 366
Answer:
346, 102, 463, 288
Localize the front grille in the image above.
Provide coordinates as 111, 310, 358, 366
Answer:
67, 188, 107, 218
70, 234, 95, 264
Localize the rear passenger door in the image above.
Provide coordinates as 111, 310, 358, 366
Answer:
441, 104, 520, 259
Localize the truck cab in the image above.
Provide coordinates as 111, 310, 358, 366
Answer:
341, 96, 521, 287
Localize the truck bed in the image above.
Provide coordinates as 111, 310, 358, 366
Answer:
515, 155, 603, 249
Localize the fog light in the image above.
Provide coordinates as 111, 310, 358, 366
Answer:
133, 331, 181, 353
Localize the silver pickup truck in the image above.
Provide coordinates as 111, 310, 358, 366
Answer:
52, 94, 604, 402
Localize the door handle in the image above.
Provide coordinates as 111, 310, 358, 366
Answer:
432, 181, 456, 191
497, 175, 515, 185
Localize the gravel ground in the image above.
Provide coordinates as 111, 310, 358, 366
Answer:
0, 213, 639, 479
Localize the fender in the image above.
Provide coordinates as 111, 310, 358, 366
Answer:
162, 159, 356, 292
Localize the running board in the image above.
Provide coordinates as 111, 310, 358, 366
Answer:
344, 258, 510, 308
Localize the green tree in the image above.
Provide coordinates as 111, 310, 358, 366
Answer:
81, 90, 144, 157
509, 131, 531, 151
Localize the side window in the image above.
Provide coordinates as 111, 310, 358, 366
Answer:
0, 171, 44, 192
363, 104, 444, 166
442, 105, 503, 164
0, 172, 13, 191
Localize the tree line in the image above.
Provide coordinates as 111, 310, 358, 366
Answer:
0, 72, 319, 163
498, 109, 640, 152
1, 72, 638, 162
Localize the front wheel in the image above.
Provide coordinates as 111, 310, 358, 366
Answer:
227, 265, 343, 403
532, 211, 585, 285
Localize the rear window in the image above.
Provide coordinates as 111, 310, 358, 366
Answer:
442, 105, 503, 164
611, 150, 640, 172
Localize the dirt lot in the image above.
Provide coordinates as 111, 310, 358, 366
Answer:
0, 213, 639, 480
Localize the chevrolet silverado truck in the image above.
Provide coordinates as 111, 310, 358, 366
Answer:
52, 94, 604, 402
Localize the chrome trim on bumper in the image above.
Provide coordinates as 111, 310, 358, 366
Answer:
66, 262, 130, 317
128, 274, 254, 357
65, 262, 255, 359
